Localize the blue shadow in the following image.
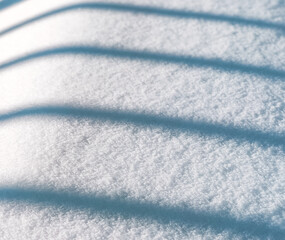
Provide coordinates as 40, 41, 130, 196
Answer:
0, 105, 284, 149
0, 2, 284, 36
0, 187, 283, 239
0, 0, 23, 11
0, 45, 284, 79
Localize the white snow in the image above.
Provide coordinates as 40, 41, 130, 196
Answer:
0, 0, 284, 239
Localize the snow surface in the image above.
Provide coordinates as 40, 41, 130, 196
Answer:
0, 0, 285, 239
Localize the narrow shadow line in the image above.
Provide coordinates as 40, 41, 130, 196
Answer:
0, 187, 283, 239
0, 2, 284, 37
0, 105, 284, 148
0, 0, 23, 11
0, 45, 284, 79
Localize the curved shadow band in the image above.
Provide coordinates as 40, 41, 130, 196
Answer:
0, 0, 23, 11
0, 187, 283, 239
0, 105, 284, 148
0, 2, 284, 36
0, 45, 284, 79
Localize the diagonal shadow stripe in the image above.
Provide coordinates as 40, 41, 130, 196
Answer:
0, 0, 23, 11
0, 187, 283, 239
0, 105, 284, 148
0, 45, 284, 79
0, 2, 284, 37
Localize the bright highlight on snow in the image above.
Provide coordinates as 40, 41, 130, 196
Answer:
0, 0, 284, 239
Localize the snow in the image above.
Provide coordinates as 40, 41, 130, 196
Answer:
0, 0, 284, 239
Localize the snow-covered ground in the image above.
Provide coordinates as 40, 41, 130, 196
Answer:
0, 0, 284, 239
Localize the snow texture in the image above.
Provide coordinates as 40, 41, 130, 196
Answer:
0, 0, 284, 239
